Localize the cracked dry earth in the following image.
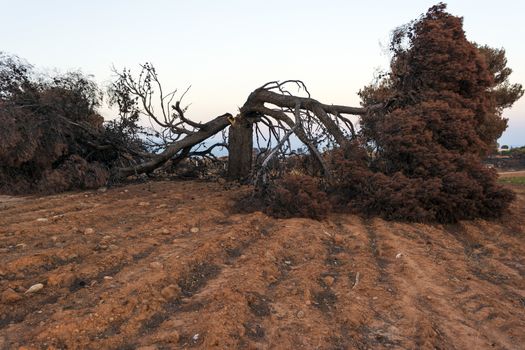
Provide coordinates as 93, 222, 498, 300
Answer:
0, 180, 524, 350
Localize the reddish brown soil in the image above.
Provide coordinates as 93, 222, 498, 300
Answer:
499, 170, 525, 178
1, 180, 524, 350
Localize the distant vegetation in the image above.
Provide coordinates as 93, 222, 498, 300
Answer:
500, 146, 525, 156
499, 176, 525, 186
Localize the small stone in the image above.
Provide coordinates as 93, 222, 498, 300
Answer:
84, 228, 95, 235
124, 189, 129, 193
192, 334, 199, 341
47, 273, 75, 287
51, 236, 58, 242
97, 187, 107, 193
1, 288, 22, 303
149, 262, 163, 269
333, 234, 345, 244
217, 178, 226, 185
108, 244, 119, 251
25, 283, 44, 294
103, 276, 113, 280
190, 227, 199, 233
396, 253, 403, 259
36, 218, 48, 222
161, 229, 170, 235
136, 346, 157, 350
138, 201, 150, 206
102, 235, 112, 241
296, 310, 305, 318
156, 204, 168, 209
160, 284, 181, 300
372, 296, 378, 300
323, 276, 335, 286
15, 243, 27, 249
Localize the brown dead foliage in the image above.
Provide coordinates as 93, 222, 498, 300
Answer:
0, 55, 134, 194
252, 4, 520, 223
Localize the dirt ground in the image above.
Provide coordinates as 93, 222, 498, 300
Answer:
498, 170, 525, 178
0, 178, 524, 350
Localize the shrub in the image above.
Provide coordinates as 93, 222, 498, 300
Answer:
259, 174, 331, 220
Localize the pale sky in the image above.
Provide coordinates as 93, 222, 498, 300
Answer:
1, 0, 524, 146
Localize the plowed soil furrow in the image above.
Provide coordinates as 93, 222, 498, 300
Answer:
1, 181, 524, 350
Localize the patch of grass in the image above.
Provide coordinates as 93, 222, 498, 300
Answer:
499, 176, 525, 186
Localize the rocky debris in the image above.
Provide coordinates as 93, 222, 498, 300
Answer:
136, 346, 158, 350
36, 218, 48, 222
149, 262, 163, 269
84, 228, 95, 235
333, 234, 345, 244
323, 276, 335, 287
138, 201, 150, 206
190, 227, 200, 233
24, 283, 44, 294
161, 284, 181, 300
48, 273, 75, 287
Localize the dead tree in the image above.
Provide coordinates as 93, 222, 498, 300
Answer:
227, 116, 253, 181
108, 65, 380, 181
229, 80, 381, 181
108, 63, 237, 179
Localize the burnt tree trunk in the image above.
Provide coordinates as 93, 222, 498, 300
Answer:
113, 113, 232, 179
227, 117, 253, 180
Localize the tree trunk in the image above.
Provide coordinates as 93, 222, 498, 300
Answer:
113, 113, 231, 179
227, 117, 253, 181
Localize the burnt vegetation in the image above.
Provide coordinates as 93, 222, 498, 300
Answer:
0, 3, 522, 223
243, 3, 522, 223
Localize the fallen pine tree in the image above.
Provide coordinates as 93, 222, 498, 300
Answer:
0, 4, 522, 222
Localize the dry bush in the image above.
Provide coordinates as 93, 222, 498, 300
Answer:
38, 155, 109, 193
236, 173, 331, 220
0, 54, 121, 194
350, 4, 518, 222
264, 174, 332, 220
253, 5, 519, 222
